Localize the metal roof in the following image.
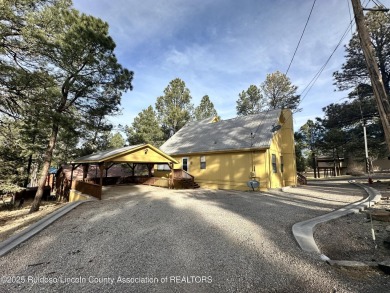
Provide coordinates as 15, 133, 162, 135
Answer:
70, 144, 178, 164
71, 145, 143, 163
160, 109, 282, 155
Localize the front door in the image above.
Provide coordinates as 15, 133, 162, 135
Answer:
182, 157, 189, 172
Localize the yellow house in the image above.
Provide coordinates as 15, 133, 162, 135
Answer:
156, 109, 297, 191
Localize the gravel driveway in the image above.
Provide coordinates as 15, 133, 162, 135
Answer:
0, 182, 388, 292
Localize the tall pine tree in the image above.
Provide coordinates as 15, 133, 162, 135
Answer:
0, 1, 134, 212
126, 106, 164, 146
194, 95, 219, 120
155, 78, 193, 139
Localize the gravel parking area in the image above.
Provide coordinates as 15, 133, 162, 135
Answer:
0, 183, 388, 292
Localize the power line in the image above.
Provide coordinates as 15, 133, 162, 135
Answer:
371, 0, 387, 8
299, 21, 353, 102
253, 0, 371, 142
279, 0, 372, 132
347, 0, 355, 36
371, 0, 390, 21
252, 1, 349, 142
298, 0, 371, 103
285, 0, 317, 76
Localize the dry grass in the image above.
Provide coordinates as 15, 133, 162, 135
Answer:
0, 199, 66, 242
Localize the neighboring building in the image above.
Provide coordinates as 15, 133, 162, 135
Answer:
315, 156, 348, 177
156, 109, 297, 191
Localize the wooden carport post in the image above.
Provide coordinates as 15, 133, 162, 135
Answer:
82, 164, 89, 182
147, 163, 154, 177
70, 163, 80, 189
98, 162, 105, 187
127, 163, 137, 177
105, 163, 115, 178
168, 162, 174, 189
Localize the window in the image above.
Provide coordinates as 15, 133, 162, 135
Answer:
157, 164, 170, 171
200, 156, 206, 169
280, 156, 284, 173
272, 154, 277, 173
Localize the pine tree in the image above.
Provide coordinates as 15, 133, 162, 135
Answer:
155, 78, 193, 139
3, 2, 135, 212
236, 85, 264, 116
126, 106, 164, 147
194, 95, 219, 120
261, 71, 301, 112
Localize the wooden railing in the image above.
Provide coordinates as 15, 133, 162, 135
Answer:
120, 176, 154, 184
142, 177, 170, 188
297, 173, 307, 185
74, 180, 102, 200
84, 177, 121, 186
173, 169, 194, 180
172, 169, 197, 189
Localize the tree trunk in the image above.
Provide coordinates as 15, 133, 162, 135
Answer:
24, 132, 37, 188
24, 154, 33, 188
312, 152, 317, 178
29, 122, 59, 213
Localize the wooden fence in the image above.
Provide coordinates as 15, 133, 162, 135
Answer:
142, 177, 170, 188
74, 180, 102, 200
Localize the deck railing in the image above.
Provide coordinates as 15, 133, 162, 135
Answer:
142, 177, 170, 188
173, 169, 194, 180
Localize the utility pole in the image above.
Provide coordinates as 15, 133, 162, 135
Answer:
351, 0, 390, 152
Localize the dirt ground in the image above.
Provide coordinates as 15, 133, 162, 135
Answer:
315, 179, 390, 264
0, 199, 66, 242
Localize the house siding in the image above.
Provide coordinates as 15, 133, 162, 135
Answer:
172, 151, 268, 190
155, 109, 297, 191
266, 109, 297, 188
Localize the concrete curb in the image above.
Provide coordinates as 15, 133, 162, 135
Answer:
0, 200, 92, 257
291, 182, 381, 261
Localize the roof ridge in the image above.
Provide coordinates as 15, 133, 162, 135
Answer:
218, 108, 281, 123
160, 109, 285, 155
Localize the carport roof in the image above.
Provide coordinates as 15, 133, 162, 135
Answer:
70, 143, 178, 164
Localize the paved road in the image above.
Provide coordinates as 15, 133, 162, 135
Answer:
0, 183, 387, 292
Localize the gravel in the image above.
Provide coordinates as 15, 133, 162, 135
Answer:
0, 182, 389, 292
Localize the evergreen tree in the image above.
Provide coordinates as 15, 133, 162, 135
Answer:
155, 78, 193, 139
333, 7, 390, 94
236, 85, 264, 116
331, 7, 390, 159
126, 106, 164, 146
108, 132, 125, 149
0, 0, 59, 118
0, 1, 134, 212
194, 95, 219, 120
261, 71, 301, 112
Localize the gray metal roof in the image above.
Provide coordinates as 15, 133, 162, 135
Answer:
71, 144, 143, 163
160, 109, 282, 155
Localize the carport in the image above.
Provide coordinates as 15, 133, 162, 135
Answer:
68, 144, 178, 200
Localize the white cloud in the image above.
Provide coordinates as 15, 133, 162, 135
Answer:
72, 0, 390, 130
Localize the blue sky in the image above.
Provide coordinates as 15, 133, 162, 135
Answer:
72, 0, 389, 131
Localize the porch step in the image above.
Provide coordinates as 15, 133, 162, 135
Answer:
178, 179, 200, 189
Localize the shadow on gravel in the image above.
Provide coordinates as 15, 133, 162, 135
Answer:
302, 182, 367, 197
